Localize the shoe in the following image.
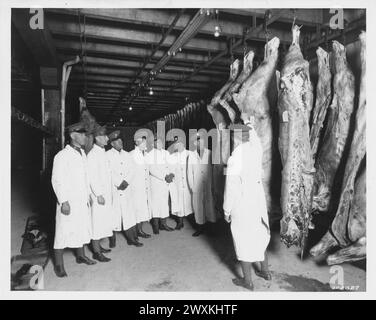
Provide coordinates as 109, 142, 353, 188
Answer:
93, 252, 111, 262
160, 224, 173, 232
109, 236, 116, 248
100, 246, 111, 253
232, 278, 254, 291
138, 231, 151, 238
54, 265, 67, 278
192, 229, 204, 237
76, 256, 97, 265
127, 240, 144, 247
255, 270, 272, 281
175, 220, 184, 230
152, 227, 159, 235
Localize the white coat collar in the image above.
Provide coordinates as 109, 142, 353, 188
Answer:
66, 144, 84, 156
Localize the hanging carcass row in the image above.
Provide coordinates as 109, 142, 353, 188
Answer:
310, 31, 366, 265
311, 41, 355, 214
277, 25, 315, 249
231, 37, 280, 219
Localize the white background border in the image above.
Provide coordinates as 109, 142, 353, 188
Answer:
1, 0, 375, 300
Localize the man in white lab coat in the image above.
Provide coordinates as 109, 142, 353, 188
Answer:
146, 138, 175, 234
87, 125, 113, 262
107, 130, 143, 247
223, 124, 271, 291
51, 122, 96, 278
130, 133, 152, 238
187, 133, 217, 237
168, 140, 193, 230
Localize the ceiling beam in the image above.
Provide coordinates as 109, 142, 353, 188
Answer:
48, 20, 230, 54
55, 41, 234, 65
220, 8, 323, 27
45, 8, 247, 38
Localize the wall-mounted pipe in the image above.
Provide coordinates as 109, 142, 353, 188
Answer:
61, 55, 81, 149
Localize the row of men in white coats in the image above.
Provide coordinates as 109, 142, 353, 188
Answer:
51, 122, 219, 277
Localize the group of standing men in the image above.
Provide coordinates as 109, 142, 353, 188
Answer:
51, 122, 218, 278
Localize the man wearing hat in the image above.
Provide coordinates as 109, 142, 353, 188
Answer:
130, 131, 152, 238
106, 130, 143, 247
86, 124, 114, 262
168, 139, 194, 230
146, 137, 175, 234
51, 122, 96, 278
187, 132, 217, 237
223, 122, 271, 291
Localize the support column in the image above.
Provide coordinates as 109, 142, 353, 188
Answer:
40, 66, 60, 170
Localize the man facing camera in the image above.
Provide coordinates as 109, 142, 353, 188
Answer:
86, 125, 114, 262
51, 122, 96, 278
107, 130, 142, 247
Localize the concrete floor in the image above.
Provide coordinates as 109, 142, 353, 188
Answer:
11, 169, 366, 292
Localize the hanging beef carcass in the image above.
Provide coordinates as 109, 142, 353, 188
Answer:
311, 40, 356, 213
309, 47, 332, 159
79, 97, 97, 154
219, 51, 255, 123
310, 31, 366, 265
207, 59, 241, 214
277, 25, 315, 249
231, 37, 280, 217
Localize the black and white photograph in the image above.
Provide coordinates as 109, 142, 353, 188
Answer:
1, 0, 375, 300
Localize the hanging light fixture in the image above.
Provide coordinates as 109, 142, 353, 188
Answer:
129, 106, 133, 111
214, 10, 221, 38
149, 87, 154, 95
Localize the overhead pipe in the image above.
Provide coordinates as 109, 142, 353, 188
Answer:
60, 55, 81, 149
107, 9, 185, 122
129, 8, 215, 120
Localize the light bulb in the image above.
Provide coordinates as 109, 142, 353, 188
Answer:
129, 106, 133, 111
214, 25, 221, 37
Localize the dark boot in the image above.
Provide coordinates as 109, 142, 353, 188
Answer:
160, 218, 174, 231
175, 217, 184, 230
137, 223, 151, 238
93, 252, 111, 262
75, 247, 96, 265
109, 233, 116, 248
151, 218, 160, 234
124, 228, 144, 247
100, 237, 112, 253
255, 253, 272, 280
192, 223, 204, 237
54, 249, 67, 277
232, 261, 254, 291
92, 240, 111, 262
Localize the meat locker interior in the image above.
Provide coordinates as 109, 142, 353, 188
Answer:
10, 8, 366, 292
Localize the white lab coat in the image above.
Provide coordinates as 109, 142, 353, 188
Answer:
187, 148, 217, 224
130, 147, 152, 223
51, 145, 92, 249
146, 148, 172, 219
87, 144, 114, 240
106, 148, 137, 231
168, 149, 193, 217
223, 132, 270, 262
